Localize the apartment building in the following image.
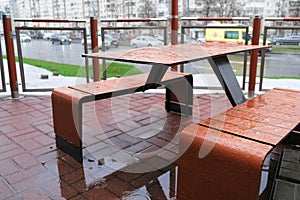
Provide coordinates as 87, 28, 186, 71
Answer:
4, 0, 299, 20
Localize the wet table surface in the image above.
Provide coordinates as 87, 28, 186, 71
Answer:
82, 43, 271, 107
82, 43, 271, 66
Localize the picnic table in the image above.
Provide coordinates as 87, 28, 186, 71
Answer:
83, 43, 271, 106
52, 43, 271, 162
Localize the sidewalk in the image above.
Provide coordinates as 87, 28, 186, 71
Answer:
1, 62, 300, 97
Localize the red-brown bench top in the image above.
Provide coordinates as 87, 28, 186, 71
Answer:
199, 88, 300, 146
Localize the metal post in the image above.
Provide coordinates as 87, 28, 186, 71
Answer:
248, 16, 261, 98
171, 0, 178, 71
3, 15, 19, 99
101, 28, 107, 80
90, 17, 100, 82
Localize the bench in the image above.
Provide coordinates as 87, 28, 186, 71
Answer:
52, 71, 193, 162
177, 88, 300, 200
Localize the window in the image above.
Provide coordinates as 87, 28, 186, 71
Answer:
225, 31, 239, 39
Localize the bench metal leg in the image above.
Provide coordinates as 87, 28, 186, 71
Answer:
165, 74, 193, 116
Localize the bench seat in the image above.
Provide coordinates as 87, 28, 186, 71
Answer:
177, 88, 300, 199
52, 71, 193, 162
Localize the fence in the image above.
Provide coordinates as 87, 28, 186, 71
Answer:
180, 17, 251, 90
2, 16, 300, 95
260, 17, 300, 91
14, 18, 88, 92
98, 18, 168, 80
0, 34, 6, 93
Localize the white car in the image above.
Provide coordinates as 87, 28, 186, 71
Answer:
81, 35, 110, 49
20, 34, 31, 42
104, 34, 119, 47
130, 36, 164, 48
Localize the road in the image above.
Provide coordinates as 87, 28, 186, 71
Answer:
1, 39, 300, 77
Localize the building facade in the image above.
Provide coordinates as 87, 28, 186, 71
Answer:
2, 0, 299, 20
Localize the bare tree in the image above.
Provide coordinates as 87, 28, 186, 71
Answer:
217, 0, 241, 17
139, 0, 157, 18
202, 0, 213, 17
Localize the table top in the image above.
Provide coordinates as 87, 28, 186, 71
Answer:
82, 43, 271, 66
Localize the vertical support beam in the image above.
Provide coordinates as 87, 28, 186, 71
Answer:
259, 27, 268, 91
3, 15, 19, 99
0, 30, 6, 92
208, 56, 246, 106
248, 16, 261, 97
171, 0, 178, 71
90, 17, 100, 82
83, 28, 90, 83
101, 28, 107, 80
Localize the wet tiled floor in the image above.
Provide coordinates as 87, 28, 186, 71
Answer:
0, 92, 231, 200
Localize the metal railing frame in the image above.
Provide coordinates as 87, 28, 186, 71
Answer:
260, 17, 300, 91
14, 18, 88, 92
98, 18, 168, 80
0, 36, 6, 92
180, 17, 251, 90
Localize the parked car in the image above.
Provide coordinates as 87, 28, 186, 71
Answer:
153, 34, 165, 42
104, 34, 119, 47
271, 35, 300, 45
43, 32, 55, 40
130, 36, 164, 48
81, 35, 111, 49
271, 35, 286, 45
197, 37, 206, 43
51, 34, 72, 45
178, 37, 197, 44
19, 34, 31, 42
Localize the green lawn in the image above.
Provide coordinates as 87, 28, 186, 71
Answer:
3, 56, 142, 78
271, 45, 300, 53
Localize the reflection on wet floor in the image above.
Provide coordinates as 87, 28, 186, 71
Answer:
57, 155, 178, 199
53, 93, 230, 199
0, 93, 231, 199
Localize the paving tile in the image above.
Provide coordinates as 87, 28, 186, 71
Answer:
62, 168, 85, 184
17, 138, 43, 151
124, 141, 153, 154
0, 159, 20, 176
34, 124, 54, 134
0, 135, 12, 146
83, 187, 119, 200
105, 177, 136, 198
11, 171, 56, 193
12, 152, 40, 169
33, 133, 54, 145
30, 145, 56, 157
0, 93, 225, 199
0, 178, 15, 200
0, 146, 24, 161
11, 131, 43, 143
20, 189, 53, 200
5, 164, 47, 184
0, 124, 18, 134
41, 178, 79, 199
4, 127, 37, 138
36, 150, 60, 164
